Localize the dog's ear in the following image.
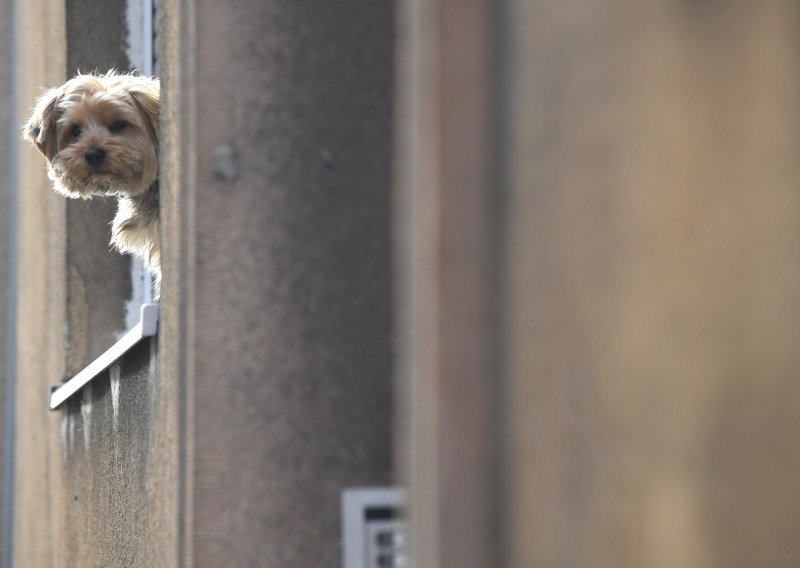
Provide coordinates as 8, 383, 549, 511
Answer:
126, 77, 160, 149
23, 87, 62, 161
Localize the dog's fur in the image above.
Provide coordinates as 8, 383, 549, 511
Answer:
23, 71, 161, 297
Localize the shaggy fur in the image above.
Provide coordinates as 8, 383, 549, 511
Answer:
23, 71, 161, 297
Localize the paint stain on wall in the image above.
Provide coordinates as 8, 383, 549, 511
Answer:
110, 363, 121, 431
81, 383, 92, 451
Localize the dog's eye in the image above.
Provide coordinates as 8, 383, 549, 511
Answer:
109, 120, 128, 133
69, 125, 82, 138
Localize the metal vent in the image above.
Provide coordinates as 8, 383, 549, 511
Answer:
342, 487, 409, 568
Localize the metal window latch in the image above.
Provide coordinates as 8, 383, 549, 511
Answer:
342, 487, 409, 568
49, 303, 159, 410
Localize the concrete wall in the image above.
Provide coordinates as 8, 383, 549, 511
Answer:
160, 0, 395, 564
58, 338, 173, 567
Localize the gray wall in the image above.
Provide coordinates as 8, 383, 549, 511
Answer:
0, 0, 13, 563
58, 339, 171, 567
160, 0, 395, 565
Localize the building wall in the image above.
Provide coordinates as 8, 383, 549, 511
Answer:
7, 0, 395, 566
12, 0, 67, 565
506, 3, 800, 566
397, 1, 800, 568
394, 0, 500, 566
0, 0, 13, 563
160, 0, 395, 565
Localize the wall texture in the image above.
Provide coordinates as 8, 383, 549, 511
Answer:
58, 338, 174, 567
160, 0, 396, 566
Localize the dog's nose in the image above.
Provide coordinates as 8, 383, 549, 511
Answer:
84, 148, 106, 167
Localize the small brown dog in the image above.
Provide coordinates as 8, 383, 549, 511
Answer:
23, 71, 161, 297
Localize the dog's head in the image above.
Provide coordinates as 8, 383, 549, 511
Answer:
23, 71, 160, 198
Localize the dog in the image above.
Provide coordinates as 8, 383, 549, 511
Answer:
23, 71, 161, 298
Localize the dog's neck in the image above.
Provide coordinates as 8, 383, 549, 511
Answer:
111, 179, 161, 272
121, 180, 159, 241
128, 179, 159, 214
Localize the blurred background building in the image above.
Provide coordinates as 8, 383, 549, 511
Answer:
2, 1, 800, 567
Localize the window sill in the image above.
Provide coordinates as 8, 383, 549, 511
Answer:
49, 303, 159, 410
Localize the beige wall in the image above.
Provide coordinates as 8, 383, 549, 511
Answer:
507, 3, 800, 567
13, 0, 66, 565
398, 1, 800, 567
395, 0, 500, 566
